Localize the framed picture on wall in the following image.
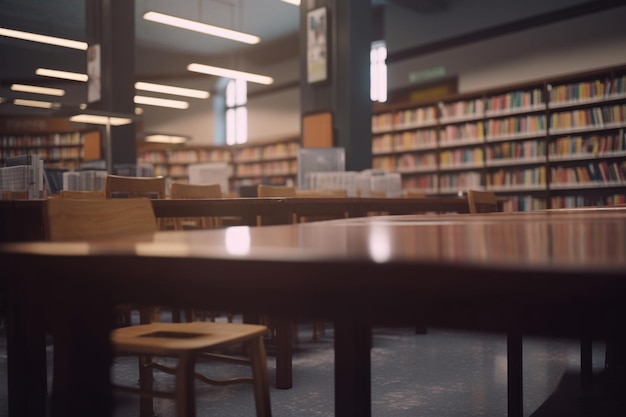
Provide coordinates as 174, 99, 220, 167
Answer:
307, 7, 328, 84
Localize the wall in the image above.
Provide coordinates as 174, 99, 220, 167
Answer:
389, 5, 626, 93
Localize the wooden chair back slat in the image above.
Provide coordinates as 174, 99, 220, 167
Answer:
59, 190, 106, 199
105, 175, 166, 199
467, 190, 498, 214
45, 197, 157, 241
257, 184, 296, 198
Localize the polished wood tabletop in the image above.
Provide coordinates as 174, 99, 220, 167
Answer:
0, 195, 473, 241
2, 209, 626, 417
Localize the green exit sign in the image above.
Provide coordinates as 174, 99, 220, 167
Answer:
409, 66, 446, 83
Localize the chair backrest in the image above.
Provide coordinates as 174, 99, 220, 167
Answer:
170, 182, 222, 199
403, 191, 426, 198
257, 184, 296, 197
295, 188, 347, 198
467, 189, 498, 214
45, 197, 157, 241
59, 190, 106, 199
105, 175, 166, 199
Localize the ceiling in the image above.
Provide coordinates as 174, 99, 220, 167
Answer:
0, 0, 616, 117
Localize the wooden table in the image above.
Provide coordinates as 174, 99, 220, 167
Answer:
0, 196, 473, 242
4, 208, 625, 417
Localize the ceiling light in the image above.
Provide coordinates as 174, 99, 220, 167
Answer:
144, 134, 188, 144
135, 82, 210, 99
187, 63, 274, 85
36, 68, 88, 82
13, 99, 58, 109
11, 84, 65, 96
134, 95, 189, 109
281, 0, 301, 5
143, 11, 260, 45
69, 114, 133, 126
0, 27, 87, 50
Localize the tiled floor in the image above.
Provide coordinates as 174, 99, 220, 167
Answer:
0, 321, 622, 417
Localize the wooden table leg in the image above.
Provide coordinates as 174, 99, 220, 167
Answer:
6, 281, 47, 417
50, 303, 114, 417
334, 320, 371, 417
507, 331, 523, 417
273, 317, 293, 389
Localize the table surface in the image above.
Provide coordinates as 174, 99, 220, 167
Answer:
3, 208, 626, 417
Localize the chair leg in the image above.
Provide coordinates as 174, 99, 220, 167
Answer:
175, 353, 196, 417
139, 355, 155, 417
249, 337, 272, 417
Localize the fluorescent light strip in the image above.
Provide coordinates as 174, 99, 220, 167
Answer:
145, 134, 188, 144
0, 27, 87, 50
11, 84, 65, 97
69, 114, 133, 126
36, 68, 88, 82
281, 0, 301, 5
13, 99, 56, 109
135, 82, 210, 99
187, 63, 274, 85
143, 11, 260, 45
134, 95, 189, 109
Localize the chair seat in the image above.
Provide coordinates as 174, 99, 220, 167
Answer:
111, 321, 268, 356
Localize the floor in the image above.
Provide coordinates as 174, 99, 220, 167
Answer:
0, 318, 623, 417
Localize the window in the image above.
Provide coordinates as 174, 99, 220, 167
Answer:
370, 40, 387, 103
226, 78, 248, 145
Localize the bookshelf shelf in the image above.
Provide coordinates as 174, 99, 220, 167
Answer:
371, 65, 626, 210
137, 136, 299, 192
0, 118, 101, 171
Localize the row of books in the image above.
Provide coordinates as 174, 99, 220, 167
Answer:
486, 140, 547, 161
502, 196, 548, 212
234, 160, 296, 177
485, 88, 545, 113
396, 152, 437, 171
0, 132, 83, 147
548, 133, 625, 156
440, 122, 485, 142
439, 171, 482, 191
549, 104, 626, 130
550, 161, 626, 185
372, 74, 626, 133
440, 98, 484, 120
487, 167, 547, 187
486, 115, 546, 137
195, 149, 231, 162
440, 148, 484, 167
62, 170, 107, 191
392, 107, 438, 128
549, 75, 626, 103
402, 174, 438, 192
550, 193, 626, 208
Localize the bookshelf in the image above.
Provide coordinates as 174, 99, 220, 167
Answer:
137, 136, 300, 191
371, 65, 626, 211
0, 118, 101, 171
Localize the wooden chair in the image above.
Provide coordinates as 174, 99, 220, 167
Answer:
59, 189, 106, 199
169, 182, 223, 230
257, 184, 296, 197
257, 184, 296, 225
403, 190, 426, 198
104, 174, 166, 199
44, 197, 271, 417
295, 188, 349, 224
295, 188, 347, 198
104, 174, 167, 229
467, 189, 498, 214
